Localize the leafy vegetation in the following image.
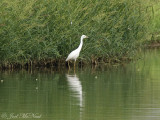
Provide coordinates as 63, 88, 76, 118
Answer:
0, 0, 150, 68
148, 0, 160, 41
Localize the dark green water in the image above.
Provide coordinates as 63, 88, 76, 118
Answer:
0, 49, 160, 120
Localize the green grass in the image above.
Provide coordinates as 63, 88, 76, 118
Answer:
141, 0, 160, 42
0, 0, 150, 68
150, 1, 160, 41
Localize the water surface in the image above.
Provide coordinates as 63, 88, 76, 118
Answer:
0, 49, 160, 120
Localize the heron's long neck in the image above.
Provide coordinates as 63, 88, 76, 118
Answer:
77, 37, 83, 52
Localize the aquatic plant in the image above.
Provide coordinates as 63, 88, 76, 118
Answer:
0, 0, 149, 68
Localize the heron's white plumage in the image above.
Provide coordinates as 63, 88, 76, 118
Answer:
66, 35, 88, 62
66, 49, 80, 61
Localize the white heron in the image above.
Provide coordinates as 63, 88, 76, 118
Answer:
66, 35, 88, 68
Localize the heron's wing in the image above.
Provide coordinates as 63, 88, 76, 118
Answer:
66, 49, 78, 61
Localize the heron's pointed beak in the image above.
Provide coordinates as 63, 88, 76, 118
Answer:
86, 36, 89, 38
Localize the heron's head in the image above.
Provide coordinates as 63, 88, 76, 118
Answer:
81, 35, 88, 39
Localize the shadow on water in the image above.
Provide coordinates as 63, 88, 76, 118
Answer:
66, 73, 83, 120
0, 49, 160, 120
66, 74, 83, 108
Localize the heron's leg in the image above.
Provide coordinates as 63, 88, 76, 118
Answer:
74, 60, 76, 73
68, 61, 70, 70
74, 61, 75, 68
74, 59, 76, 68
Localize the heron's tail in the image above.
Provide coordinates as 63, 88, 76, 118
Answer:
66, 58, 69, 61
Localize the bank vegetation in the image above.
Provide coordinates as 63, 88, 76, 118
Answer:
0, 0, 156, 69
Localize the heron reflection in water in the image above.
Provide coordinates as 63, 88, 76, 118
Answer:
66, 74, 83, 108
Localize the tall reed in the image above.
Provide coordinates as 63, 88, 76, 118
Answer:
0, 0, 149, 68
